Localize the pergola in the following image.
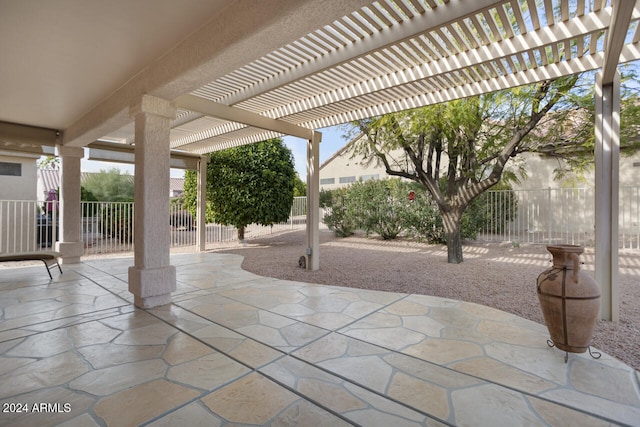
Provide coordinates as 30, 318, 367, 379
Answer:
1, 0, 638, 319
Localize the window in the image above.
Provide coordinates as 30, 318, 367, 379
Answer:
0, 162, 21, 176
320, 177, 335, 185
360, 174, 379, 182
339, 176, 356, 184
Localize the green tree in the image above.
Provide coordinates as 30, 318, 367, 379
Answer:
534, 69, 640, 180
181, 170, 216, 223
351, 76, 580, 263
292, 174, 307, 197
82, 168, 135, 202
37, 156, 60, 170
203, 138, 296, 240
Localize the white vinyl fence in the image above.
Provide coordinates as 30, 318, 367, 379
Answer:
2, 190, 639, 256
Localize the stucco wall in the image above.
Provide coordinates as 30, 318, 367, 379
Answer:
0, 152, 38, 200
0, 152, 39, 252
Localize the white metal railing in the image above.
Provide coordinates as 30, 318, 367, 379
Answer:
477, 186, 640, 249
0, 200, 57, 253
3, 190, 636, 255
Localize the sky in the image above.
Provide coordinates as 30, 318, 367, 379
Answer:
80, 124, 351, 178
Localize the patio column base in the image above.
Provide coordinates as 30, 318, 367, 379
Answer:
128, 265, 176, 309
55, 241, 84, 264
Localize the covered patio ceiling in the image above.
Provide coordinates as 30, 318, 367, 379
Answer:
2, 0, 639, 153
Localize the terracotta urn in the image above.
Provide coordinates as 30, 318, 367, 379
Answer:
536, 245, 601, 356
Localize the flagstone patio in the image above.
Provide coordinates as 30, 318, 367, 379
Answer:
0, 252, 638, 426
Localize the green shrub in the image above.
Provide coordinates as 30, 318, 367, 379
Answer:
403, 190, 445, 243
352, 179, 409, 239
321, 178, 517, 244
321, 188, 357, 237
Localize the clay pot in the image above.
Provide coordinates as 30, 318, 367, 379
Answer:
537, 244, 600, 354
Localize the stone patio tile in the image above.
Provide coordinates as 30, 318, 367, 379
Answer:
450, 358, 557, 394
540, 388, 640, 426
93, 379, 199, 426
0, 387, 96, 427
527, 397, 621, 427
6, 328, 74, 357
387, 371, 450, 420
98, 309, 160, 331
78, 342, 165, 369
69, 359, 167, 396
147, 402, 223, 427
403, 337, 484, 364
18, 305, 134, 335
113, 322, 177, 346
293, 333, 502, 423
219, 285, 306, 309
483, 341, 570, 384
477, 318, 549, 347
450, 382, 549, 426
56, 414, 102, 427
568, 357, 640, 407
0, 351, 88, 399
149, 303, 217, 332
293, 312, 359, 330
190, 323, 249, 353
189, 321, 284, 367
163, 332, 214, 365
200, 371, 352, 426
200, 372, 298, 425
67, 320, 121, 346
0, 354, 34, 375
261, 355, 435, 426
226, 338, 284, 368
167, 352, 250, 390
269, 400, 353, 427
344, 325, 426, 350
1, 252, 638, 427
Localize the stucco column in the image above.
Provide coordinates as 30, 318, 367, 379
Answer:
305, 131, 321, 270
594, 71, 620, 321
55, 145, 84, 264
196, 155, 208, 252
128, 95, 177, 309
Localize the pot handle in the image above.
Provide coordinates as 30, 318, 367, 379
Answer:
571, 253, 580, 283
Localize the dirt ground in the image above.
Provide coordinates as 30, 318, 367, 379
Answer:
216, 229, 640, 372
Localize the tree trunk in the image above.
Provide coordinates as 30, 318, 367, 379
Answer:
237, 226, 245, 241
442, 210, 463, 263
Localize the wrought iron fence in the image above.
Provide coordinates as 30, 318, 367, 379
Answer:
2, 190, 638, 255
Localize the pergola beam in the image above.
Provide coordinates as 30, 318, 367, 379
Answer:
175, 94, 315, 141
601, 0, 636, 84
260, 8, 614, 121
0, 121, 59, 153
217, 0, 505, 106
593, 0, 633, 321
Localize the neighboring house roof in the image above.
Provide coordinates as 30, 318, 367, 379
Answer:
320, 133, 361, 171
170, 178, 184, 193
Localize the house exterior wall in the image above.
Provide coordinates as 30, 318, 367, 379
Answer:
319, 140, 400, 190
0, 151, 40, 252
320, 137, 640, 192
0, 152, 38, 200
510, 151, 640, 190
